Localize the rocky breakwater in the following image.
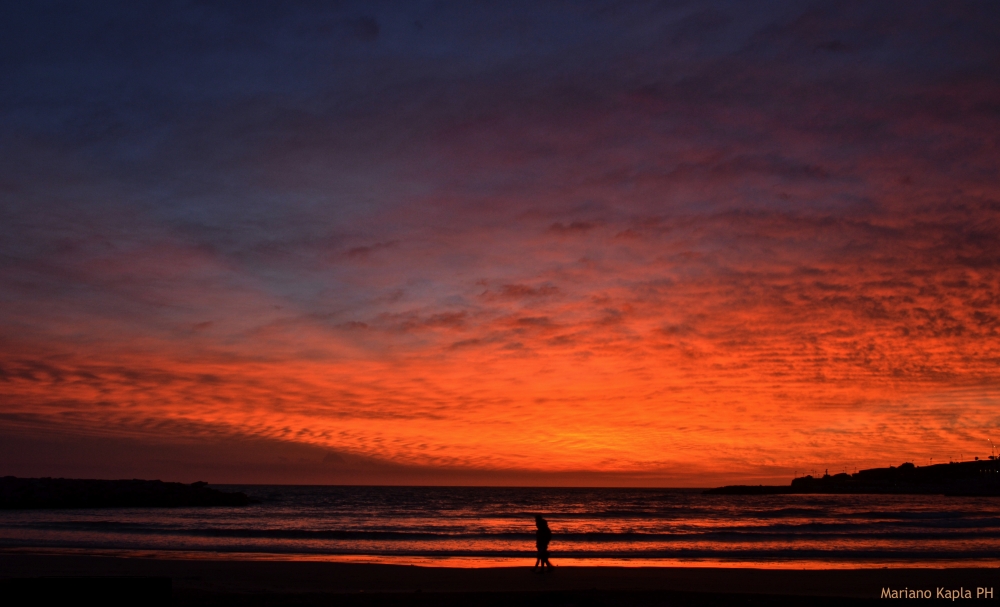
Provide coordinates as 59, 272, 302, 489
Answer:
0, 476, 253, 508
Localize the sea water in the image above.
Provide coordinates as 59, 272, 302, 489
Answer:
1, 486, 998, 568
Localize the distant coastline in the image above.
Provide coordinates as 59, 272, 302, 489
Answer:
705, 458, 1000, 496
0, 477, 253, 509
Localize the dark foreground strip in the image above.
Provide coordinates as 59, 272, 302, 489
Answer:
173, 589, 888, 606
1, 576, 171, 607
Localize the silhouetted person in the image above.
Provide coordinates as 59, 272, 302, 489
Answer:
533, 515, 553, 571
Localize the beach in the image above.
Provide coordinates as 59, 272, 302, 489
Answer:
5, 487, 1000, 604
4, 552, 1000, 605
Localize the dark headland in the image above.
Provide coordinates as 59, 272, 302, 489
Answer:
0, 476, 253, 509
705, 457, 1000, 496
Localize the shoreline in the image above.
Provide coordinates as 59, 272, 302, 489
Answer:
4, 546, 1000, 570
2, 551, 999, 604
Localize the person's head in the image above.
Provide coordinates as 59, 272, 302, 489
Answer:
535, 515, 548, 528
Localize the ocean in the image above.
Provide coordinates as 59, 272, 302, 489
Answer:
2, 486, 998, 568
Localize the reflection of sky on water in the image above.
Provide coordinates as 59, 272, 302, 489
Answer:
1, 488, 998, 566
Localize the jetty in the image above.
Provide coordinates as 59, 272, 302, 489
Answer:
0, 477, 253, 509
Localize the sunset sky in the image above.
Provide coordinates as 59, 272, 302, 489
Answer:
2, 1, 999, 486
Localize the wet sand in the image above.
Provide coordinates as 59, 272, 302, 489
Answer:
2, 552, 998, 605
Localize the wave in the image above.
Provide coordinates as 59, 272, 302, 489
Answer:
1, 535, 995, 561
4, 488, 998, 564
8, 521, 1000, 543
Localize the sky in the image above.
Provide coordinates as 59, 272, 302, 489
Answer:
1, 0, 999, 486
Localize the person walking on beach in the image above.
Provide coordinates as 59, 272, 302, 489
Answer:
533, 515, 553, 572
